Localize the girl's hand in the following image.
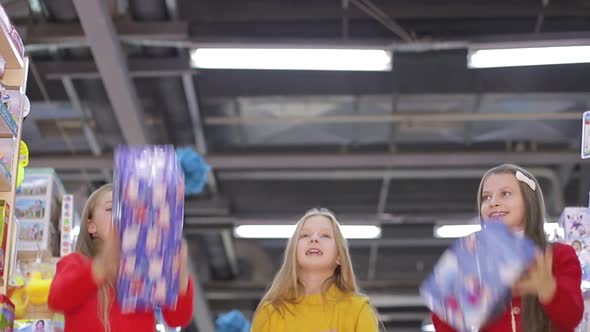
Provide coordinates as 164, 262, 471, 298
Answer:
178, 239, 190, 294
513, 248, 556, 303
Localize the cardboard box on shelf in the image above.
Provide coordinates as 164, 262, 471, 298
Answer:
59, 195, 75, 257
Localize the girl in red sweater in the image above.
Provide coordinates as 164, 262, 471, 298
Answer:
432, 164, 584, 332
48, 184, 194, 332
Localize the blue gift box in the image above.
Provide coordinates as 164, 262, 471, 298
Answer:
113, 145, 185, 313
420, 221, 537, 332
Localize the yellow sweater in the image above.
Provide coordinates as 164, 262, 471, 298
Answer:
251, 285, 378, 332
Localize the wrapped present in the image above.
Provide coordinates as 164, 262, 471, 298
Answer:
113, 145, 185, 313
420, 221, 537, 332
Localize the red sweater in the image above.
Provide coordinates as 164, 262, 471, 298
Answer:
48, 253, 194, 332
432, 242, 584, 332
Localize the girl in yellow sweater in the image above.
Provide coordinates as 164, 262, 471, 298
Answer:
251, 208, 379, 332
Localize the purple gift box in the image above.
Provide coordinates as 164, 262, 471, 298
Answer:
113, 145, 185, 313
420, 221, 536, 332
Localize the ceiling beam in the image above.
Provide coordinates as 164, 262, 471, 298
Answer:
72, 0, 148, 145
180, 1, 590, 21
181, 74, 219, 195
29, 151, 583, 170
35, 58, 193, 80
23, 21, 188, 50
205, 110, 582, 125
216, 168, 557, 181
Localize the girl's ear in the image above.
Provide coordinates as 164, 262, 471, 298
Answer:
88, 219, 97, 234
336, 257, 342, 266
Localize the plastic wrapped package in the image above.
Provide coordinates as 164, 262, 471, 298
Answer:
113, 145, 185, 313
9, 26, 23, 58
0, 294, 14, 332
560, 207, 590, 292
420, 221, 537, 332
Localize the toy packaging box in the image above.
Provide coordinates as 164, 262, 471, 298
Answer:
59, 195, 74, 257
113, 145, 185, 313
559, 207, 590, 291
0, 294, 14, 332
0, 201, 9, 277
15, 169, 65, 257
576, 298, 590, 332
420, 221, 537, 332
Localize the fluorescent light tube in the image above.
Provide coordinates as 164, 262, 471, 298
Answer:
435, 224, 482, 238
435, 222, 563, 238
234, 224, 382, 239
422, 324, 436, 332
191, 48, 392, 71
468, 45, 590, 68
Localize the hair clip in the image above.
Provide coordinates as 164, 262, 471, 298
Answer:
515, 170, 536, 191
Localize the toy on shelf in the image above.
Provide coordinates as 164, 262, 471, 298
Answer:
0, 0, 30, 296
0, 201, 10, 278
16, 141, 28, 191
0, 294, 14, 332
15, 169, 65, 258
0, 140, 14, 192
420, 221, 537, 332
14, 318, 51, 332
58, 195, 74, 257
113, 145, 185, 313
559, 207, 590, 292
7, 252, 55, 321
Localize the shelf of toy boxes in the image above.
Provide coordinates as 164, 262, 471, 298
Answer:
11, 169, 70, 326
0, 3, 65, 328
0, 23, 28, 299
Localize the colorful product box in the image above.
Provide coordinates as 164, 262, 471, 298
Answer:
0, 201, 9, 277
0, 295, 14, 332
559, 207, 590, 292
420, 221, 536, 332
59, 195, 74, 257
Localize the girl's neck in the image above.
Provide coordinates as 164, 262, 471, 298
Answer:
300, 270, 334, 295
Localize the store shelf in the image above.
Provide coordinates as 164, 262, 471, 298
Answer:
0, 4, 28, 296
1, 57, 28, 92
0, 25, 23, 70
0, 102, 17, 138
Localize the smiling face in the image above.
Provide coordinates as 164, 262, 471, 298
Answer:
296, 215, 339, 273
480, 173, 526, 231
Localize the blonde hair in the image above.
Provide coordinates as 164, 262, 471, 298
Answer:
255, 208, 360, 314
75, 184, 113, 332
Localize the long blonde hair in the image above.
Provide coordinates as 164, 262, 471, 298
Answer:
75, 184, 113, 332
255, 208, 360, 314
477, 164, 552, 332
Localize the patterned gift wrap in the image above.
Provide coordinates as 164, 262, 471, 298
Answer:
113, 145, 185, 313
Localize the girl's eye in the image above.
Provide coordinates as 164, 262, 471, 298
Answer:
300, 234, 309, 238
502, 191, 511, 197
321, 234, 331, 238
481, 195, 490, 201
106, 208, 112, 212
